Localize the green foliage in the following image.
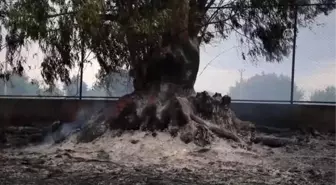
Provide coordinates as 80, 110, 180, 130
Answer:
310, 86, 336, 102
0, 0, 335, 87
228, 73, 304, 101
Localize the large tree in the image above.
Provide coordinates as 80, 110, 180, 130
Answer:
1, 0, 335, 146
0, 0, 334, 92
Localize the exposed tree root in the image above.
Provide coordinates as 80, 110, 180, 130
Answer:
96, 89, 256, 147
190, 114, 242, 143
253, 135, 294, 147
41, 88, 296, 148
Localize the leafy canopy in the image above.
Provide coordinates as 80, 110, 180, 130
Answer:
0, 0, 334, 86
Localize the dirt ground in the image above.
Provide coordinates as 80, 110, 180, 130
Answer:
0, 131, 335, 185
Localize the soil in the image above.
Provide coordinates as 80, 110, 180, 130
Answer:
0, 131, 335, 185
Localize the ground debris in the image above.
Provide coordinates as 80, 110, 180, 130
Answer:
253, 135, 294, 147
1, 130, 335, 185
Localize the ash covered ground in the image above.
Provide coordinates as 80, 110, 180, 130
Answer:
0, 130, 335, 185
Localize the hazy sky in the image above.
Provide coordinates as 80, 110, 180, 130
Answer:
0, 10, 335, 100
195, 10, 336, 100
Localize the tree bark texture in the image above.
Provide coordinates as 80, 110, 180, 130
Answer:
131, 0, 200, 92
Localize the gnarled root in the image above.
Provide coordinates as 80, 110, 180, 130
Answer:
104, 91, 255, 147
46, 90, 258, 147
190, 114, 242, 143
253, 135, 294, 147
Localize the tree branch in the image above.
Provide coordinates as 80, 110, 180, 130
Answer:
207, 2, 336, 9
0, 10, 119, 22
199, 9, 235, 42
189, 0, 217, 39
205, 0, 216, 12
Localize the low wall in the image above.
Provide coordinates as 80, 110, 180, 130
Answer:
0, 98, 117, 127
230, 103, 335, 132
0, 98, 335, 132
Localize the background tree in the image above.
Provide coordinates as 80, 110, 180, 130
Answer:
228, 73, 304, 101
309, 86, 336, 102
0, 74, 40, 95
63, 76, 89, 96
0, 0, 334, 94
38, 85, 64, 96
93, 69, 133, 97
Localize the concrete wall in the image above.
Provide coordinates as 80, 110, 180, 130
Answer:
0, 98, 335, 132
0, 99, 116, 127
231, 103, 335, 132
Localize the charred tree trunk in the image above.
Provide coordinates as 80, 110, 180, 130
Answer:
132, 0, 200, 93
133, 36, 200, 93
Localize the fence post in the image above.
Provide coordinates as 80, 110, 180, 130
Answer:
290, 5, 298, 104
79, 37, 85, 100
4, 60, 7, 96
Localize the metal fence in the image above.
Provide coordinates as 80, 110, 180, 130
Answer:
0, 3, 335, 105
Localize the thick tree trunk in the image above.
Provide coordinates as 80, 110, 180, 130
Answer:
132, 36, 200, 93
132, 0, 200, 93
